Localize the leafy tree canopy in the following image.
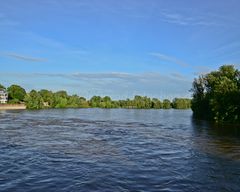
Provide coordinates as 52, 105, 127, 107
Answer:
0, 84, 5, 89
7, 84, 26, 103
191, 65, 240, 123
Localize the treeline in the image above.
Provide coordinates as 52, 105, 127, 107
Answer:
89, 95, 191, 109
0, 84, 191, 110
191, 65, 240, 123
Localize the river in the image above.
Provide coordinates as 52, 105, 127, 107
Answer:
0, 109, 240, 191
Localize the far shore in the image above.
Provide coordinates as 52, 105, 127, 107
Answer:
0, 104, 26, 110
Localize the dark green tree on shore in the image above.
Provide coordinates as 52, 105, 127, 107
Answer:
152, 98, 162, 109
7, 84, 26, 103
191, 65, 240, 123
24, 90, 44, 109
38, 89, 54, 107
162, 99, 171, 109
89, 96, 102, 107
172, 98, 191, 109
1, 83, 193, 110
132, 95, 152, 109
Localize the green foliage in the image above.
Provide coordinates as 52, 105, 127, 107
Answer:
172, 98, 191, 109
132, 95, 152, 109
24, 89, 90, 109
67, 94, 80, 108
7, 84, 26, 103
191, 65, 240, 123
152, 98, 162, 109
24, 90, 44, 109
0, 84, 5, 89
54, 97, 68, 108
78, 97, 89, 108
89, 96, 115, 108
8, 98, 20, 104
66, 95, 89, 108
162, 99, 171, 109
38, 89, 54, 107
89, 96, 102, 107
55, 90, 68, 98
101, 96, 112, 108
6, 84, 192, 111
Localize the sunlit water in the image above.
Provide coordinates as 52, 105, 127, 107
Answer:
0, 109, 240, 191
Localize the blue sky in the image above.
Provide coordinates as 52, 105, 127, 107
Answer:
0, 0, 240, 99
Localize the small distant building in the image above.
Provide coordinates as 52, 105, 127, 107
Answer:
0, 89, 8, 104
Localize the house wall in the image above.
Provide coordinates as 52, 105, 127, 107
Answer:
0, 90, 8, 104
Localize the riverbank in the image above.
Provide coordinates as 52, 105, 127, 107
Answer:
0, 104, 26, 110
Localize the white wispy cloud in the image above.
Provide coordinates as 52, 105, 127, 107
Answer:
158, 9, 220, 27
31, 71, 191, 83
149, 52, 189, 67
1, 52, 47, 62
170, 72, 186, 79
0, 72, 192, 99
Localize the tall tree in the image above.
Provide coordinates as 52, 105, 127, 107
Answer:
162, 99, 171, 109
191, 65, 240, 123
24, 90, 44, 109
38, 89, 54, 107
152, 98, 162, 109
172, 98, 191, 109
7, 84, 26, 103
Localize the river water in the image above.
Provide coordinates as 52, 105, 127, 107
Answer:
0, 109, 240, 191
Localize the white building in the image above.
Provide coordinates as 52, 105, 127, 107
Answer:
0, 89, 8, 104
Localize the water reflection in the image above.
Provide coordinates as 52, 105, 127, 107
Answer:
191, 117, 240, 161
192, 118, 240, 137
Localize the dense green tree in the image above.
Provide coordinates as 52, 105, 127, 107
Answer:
65, 95, 89, 108
67, 94, 80, 108
3, 83, 194, 111
55, 97, 68, 108
7, 84, 26, 103
52, 92, 68, 108
100, 96, 112, 108
162, 99, 172, 109
191, 65, 240, 123
55, 90, 68, 98
38, 89, 54, 107
152, 98, 162, 109
78, 97, 89, 108
102, 96, 111, 102
111, 100, 120, 108
24, 90, 44, 109
89, 96, 102, 107
172, 98, 191, 109
132, 95, 152, 109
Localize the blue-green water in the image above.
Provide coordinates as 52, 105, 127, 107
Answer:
0, 109, 240, 191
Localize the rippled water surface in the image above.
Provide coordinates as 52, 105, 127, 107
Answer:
0, 109, 240, 191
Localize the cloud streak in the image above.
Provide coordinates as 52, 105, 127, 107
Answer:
158, 9, 220, 27
149, 52, 189, 67
2, 52, 47, 62
0, 72, 192, 99
32, 71, 191, 82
